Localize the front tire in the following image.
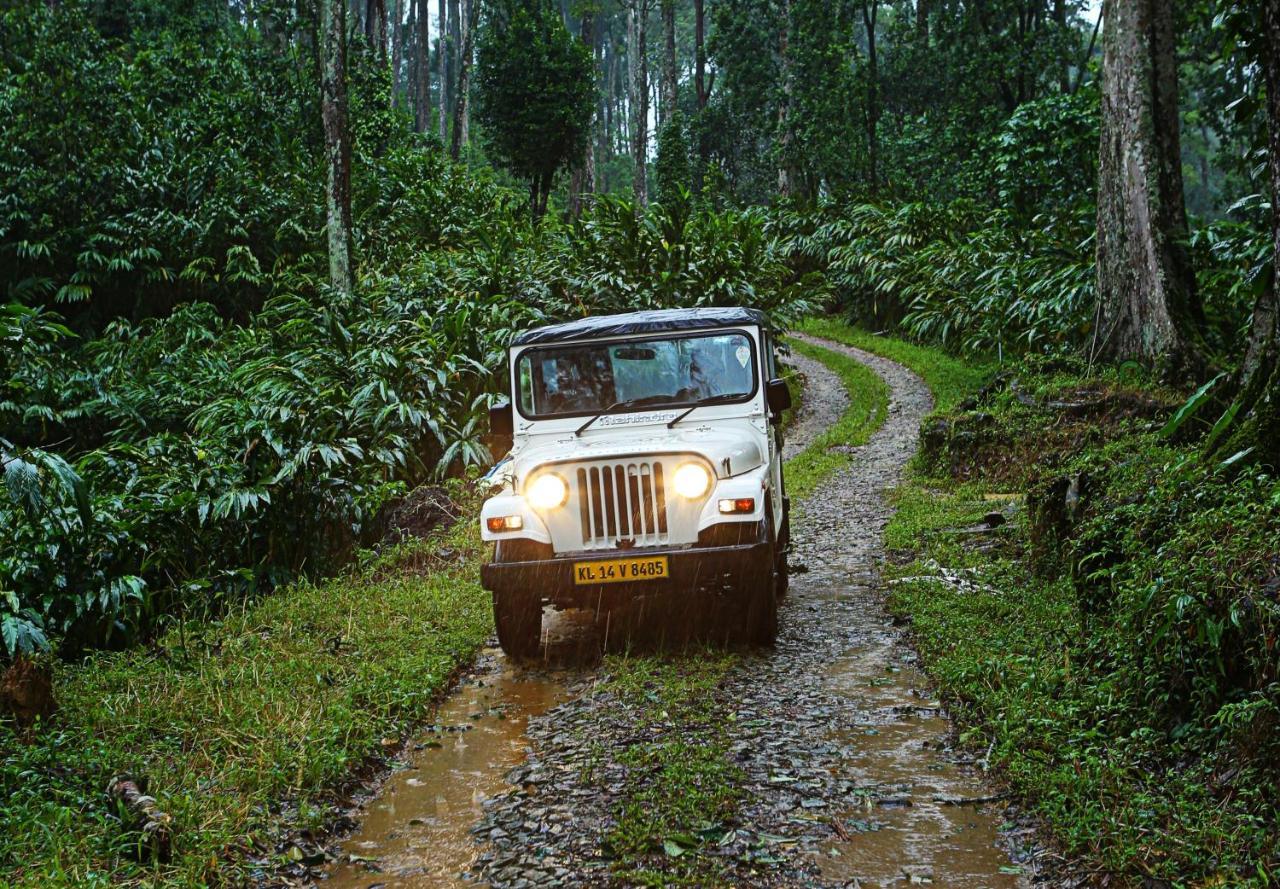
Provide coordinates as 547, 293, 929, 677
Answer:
493, 591, 542, 659
744, 520, 779, 646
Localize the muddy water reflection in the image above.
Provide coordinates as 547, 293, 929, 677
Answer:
815, 637, 1020, 887
322, 645, 571, 889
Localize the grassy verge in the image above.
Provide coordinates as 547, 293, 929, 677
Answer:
798, 315, 990, 411
601, 653, 743, 887
881, 361, 1280, 886
1, 482, 493, 888
782, 336, 889, 498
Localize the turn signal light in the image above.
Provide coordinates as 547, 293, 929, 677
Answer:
486, 515, 524, 532
718, 498, 756, 514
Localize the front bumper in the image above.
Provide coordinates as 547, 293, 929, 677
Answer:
481, 537, 771, 608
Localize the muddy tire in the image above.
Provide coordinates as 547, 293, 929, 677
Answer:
744, 520, 779, 646
772, 505, 790, 600
493, 591, 542, 659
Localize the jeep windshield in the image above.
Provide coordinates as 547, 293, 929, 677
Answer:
516, 331, 758, 420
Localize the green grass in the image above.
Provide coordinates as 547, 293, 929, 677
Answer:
799, 315, 990, 411
1, 482, 493, 888
601, 653, 743, 887
2, 324, 975, 889
782, 336, 890, 498
880, 363, 1280, 887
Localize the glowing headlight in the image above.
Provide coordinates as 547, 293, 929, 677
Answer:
672, 462, 712, 499
527, 473, 569, 510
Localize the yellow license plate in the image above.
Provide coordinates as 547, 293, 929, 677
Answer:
573, 556, 669, 585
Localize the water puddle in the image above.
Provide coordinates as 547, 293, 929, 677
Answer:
814, 643, 1022, 887
321, 646, 571, 888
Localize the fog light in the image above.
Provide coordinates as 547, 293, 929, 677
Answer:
527, 473, 569, 509
718, 497, 756, 514
672, 462, 712, 499
486, 515, 524, 532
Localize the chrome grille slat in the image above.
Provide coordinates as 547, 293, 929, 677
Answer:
577, 459, 671, 548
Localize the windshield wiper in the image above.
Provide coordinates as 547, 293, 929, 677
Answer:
667, 393, 744, 428
575, 398, 651, 436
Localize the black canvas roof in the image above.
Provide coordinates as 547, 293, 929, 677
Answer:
512, 307, 768, 347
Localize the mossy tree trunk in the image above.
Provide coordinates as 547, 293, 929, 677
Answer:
321, 0, 354, 294
1220, 0, 1280, 466
1094, 0, 1207, 380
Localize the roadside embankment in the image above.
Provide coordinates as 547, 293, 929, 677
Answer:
816, 320, 1280, 886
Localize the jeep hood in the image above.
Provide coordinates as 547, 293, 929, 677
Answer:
510, 426, 765, 483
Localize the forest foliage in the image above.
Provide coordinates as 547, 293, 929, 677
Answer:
1, 0, 1276, 687
0, 1, 811, 656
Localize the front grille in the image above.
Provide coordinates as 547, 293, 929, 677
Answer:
576, 461, 669, 548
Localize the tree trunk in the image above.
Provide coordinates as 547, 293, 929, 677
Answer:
1217, 0, 1280, 464
391, 0, 403, 105
450, 0, 474, 159
1093, 0, 1205, 377
365, 0, 388, 59
417, 0, 432, 130
916, 0, 928, 42
321, 0, 355, 293
661, 0, 677, 127
569, 8, 599, 217
695, 0, 708, 109
629, 0, 650, 206
448, 0, 461, 116
437, 0, 449, 139
862, 0, 879, 188
777, 0, 798, 199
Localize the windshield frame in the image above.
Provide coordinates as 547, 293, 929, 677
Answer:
511, 327, 762, 423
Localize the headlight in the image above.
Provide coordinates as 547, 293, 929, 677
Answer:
672, 462, 712, 499
527, 473, 569, 510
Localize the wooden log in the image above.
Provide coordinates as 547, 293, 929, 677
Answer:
107, 776, 173, 862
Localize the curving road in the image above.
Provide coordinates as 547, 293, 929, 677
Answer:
319, 335, 1033, 889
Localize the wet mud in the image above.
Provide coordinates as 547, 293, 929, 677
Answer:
322, 651, 571, 889
315, 338, 1035, 888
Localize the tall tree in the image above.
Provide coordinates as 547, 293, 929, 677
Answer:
568, 3, 599, 217
695, 0, 710, 110
627, 0, 651, 205
438, 0, 449, 138
661, 0, 678, 126
776, 0, 798, 198
475, 0, 595, 217
415, 0, 431, 130
1217, 0, 1280, 463
320, 0, 354, 292
391, 0, 403, 104
1093, 0, 1205, 374
450, 0, 476, 158
365, 0, 389, 59
860, 0, 880, 187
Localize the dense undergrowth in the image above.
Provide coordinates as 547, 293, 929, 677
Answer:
0, 480, 493, 887
0, 1, 816, 657
880, 356, 1280, 885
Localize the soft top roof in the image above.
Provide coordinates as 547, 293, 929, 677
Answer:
512, 307, 768, 347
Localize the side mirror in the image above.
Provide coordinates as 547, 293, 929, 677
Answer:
765, 378, 792, 419
488, 400, 514, 438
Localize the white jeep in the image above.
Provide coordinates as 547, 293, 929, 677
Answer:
479, 307, 792, 657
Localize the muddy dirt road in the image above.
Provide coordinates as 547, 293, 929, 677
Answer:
319, 337, 1033, 888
